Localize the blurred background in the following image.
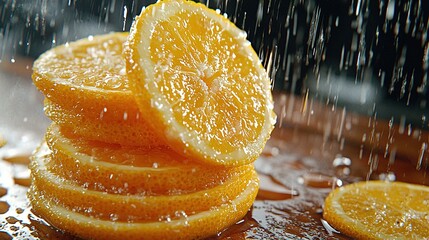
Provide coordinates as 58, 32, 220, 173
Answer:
1, 0, 428, 128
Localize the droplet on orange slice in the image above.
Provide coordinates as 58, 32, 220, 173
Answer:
32, 32, 162, 147
125, 0, 276, 166
44, 99, 162, 147
30, 145, 256, 222
44, 123, 251, 195
29, 174, 258, 240
323, 180, 429, 239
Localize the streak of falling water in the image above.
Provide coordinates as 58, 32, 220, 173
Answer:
219, 0, 429, 172
416, 142, 427, 170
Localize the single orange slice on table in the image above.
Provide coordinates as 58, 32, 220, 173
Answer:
44, 124, 251, 195
32, 32, 163, 147
323, 180, 429, 239
28, 173, 258, 240
125, 0, 276, 166
30, 144, 256, 222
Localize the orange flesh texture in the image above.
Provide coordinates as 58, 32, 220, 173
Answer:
126, 0, 275, 166
150, 12, 266, 154
28, 175, 259, 240
323, 181, 429, 239
27, 1, 268, 238
32, 33, 141, 123
44, 124, 250, 195
30, 147, 256, 222
44, 99, 163, 147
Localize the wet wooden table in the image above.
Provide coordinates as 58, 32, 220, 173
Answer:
0, 61, 427, 239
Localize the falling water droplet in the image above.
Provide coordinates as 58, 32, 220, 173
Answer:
416, 142, 427, 170
386, 0, 396, 21
298, 172, 342, 188
257, 173, 298, 200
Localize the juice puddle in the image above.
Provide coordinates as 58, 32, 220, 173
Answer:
0, 201, 10, 214
298, 172, 342, 189
257, 173, 298, 200
210, 210, 259, 239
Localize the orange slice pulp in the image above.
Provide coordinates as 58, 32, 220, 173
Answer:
323, 180, 429, 239
30, 144, 256, 222
33, 32, 161, 147
125, 0, 276, 166
45, 124, 251, 195
29, 175, 258, 240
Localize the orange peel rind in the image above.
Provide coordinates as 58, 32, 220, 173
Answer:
45, 124, 251, 195
30, 145, 256, 222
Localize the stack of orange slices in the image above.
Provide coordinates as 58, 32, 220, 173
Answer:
29, 0, 276, 239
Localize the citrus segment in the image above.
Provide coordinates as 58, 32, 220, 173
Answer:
323, 181, 429, 239
125, 0, 276, 166
30, 146, 255, 222
28, 175, 258, 240
45, 124, 251, 195
32, 32, 160, 147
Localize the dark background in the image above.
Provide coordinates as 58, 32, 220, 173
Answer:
1, 0, 428, 128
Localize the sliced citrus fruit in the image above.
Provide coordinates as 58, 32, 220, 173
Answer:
30, 146, 255, 222
28, 173, 258, 240
45, 124, 251, 195
125, 0, 276, 166
323, 180, 429, 239
32, 32, 161, 147
44, 99, 162, 147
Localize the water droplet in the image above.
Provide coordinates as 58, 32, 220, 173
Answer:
394, 220, 405, 228
109, 213, 119, 221
378, 172, 396, 181
321, 219, 340, 235
298, 172, 342, 188
0, 201, 10, 214
14, 208, 24, 215
261, 146, 279, 157
257, 173, 298, 200
6, 216, 19, 224
0, 187, 7, 197
386, 0, 396, 20
332, 156, 351, 167
416, 142, 427, 170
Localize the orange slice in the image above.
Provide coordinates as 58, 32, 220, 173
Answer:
125, 0, 276, 166
32, 32, 161, 147
30, 146, 255, 222
323, 180, 429, 239
44, 99, 161, 147
28, 174, 258, 240
45, 124, 251, 195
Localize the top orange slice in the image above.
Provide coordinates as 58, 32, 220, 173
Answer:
125, 0, 276, 166
323, 180, 429, 239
